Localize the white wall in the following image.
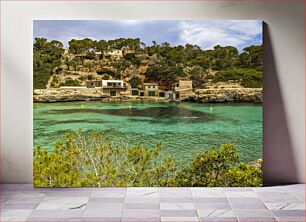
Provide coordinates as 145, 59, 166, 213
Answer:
1, 1, 305, 184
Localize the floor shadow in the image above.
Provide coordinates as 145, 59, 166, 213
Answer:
263, 22, 298, 185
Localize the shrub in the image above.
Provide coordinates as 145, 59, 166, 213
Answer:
102, 74, 110, 80
33, 132, 262, 187
124, 53, 141, 65
129, 76, 142, 88
176, 144, 262, 187
211, 68, 263, 88
55, 67, 63, 74
96, 68, 115, 75
176, 144, 240, 186
33, 66, 54, 89
124, 53, 136, 61
225, 162, 262, 186
61, 78, 80, 86
78, 76, 86, 81
34, 131, 177, 187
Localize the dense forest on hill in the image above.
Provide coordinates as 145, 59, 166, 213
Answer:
33, 37, 263, 89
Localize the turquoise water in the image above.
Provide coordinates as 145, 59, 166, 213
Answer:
33, 101, 262, 165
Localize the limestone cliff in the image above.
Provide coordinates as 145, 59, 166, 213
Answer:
46, 52, 149, 88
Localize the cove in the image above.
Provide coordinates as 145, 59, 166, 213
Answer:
33, 101, 262, 165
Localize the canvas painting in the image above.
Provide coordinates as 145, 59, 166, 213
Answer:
33, 20, 263, 187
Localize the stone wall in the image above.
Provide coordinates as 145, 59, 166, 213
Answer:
33, 88, 170, 103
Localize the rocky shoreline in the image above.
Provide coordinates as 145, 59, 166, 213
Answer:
188, 87, 262, 103
33, 87, 262, 103
33, 81, 262, 103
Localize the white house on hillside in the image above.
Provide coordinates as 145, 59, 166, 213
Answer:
86, 79, 130, 96
103, 49, 123, 60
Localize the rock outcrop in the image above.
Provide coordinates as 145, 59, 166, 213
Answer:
33, 88, 107, 102
185, 81, 262, 103
33, 88, 170, 103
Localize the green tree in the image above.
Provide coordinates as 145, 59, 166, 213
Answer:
129, 76, 142, 88
211, 45, 239, 70
164, 46, 186, 65
33, 38, 64, 89
68, 38, 96, 54
64, 58, 71, 70
96, 40, 108, 52
185, 44, 202, 61
145, 63, 165, 83
188, 66, 207, 88
239, 45, 263, 71
70, 58, 82, 71
190, 55, 210, 69
145, 59, 186, 88
124, 53, 141, 65
146, 41, 160, 56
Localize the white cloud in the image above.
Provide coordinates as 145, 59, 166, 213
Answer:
115, 20, 145, 25
178, 20, 262, 50
34, 20, 262, 50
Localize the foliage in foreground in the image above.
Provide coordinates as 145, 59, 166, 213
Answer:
34, 132, 262, 187
176, 144, 262, 187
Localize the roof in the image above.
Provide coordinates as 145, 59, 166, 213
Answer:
143, 83, 158, 86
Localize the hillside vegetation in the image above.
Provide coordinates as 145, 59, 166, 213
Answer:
33, 37, 263, 90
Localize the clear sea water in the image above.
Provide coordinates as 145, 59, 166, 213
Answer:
33, 101, 262, 165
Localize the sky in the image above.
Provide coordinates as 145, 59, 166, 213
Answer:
33, 20, 262, 52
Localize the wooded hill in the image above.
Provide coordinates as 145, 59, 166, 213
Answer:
33, 37, 263, 90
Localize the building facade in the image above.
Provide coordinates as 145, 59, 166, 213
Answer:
86, 80, 130, 96
85, 79, 193, 98
86, 80, 102, 88
172, 80, 193, 99
139, 83, 159, 97
103, 49, 123, 60
101, 80, 129, 96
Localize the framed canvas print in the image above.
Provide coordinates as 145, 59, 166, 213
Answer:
33, 20, 263, 187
